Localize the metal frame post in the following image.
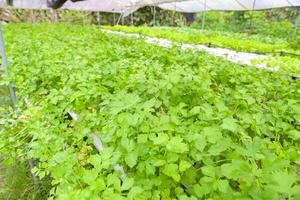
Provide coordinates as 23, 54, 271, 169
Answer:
113, 13, 116, 25
0, 26, 17, 109
116, 13, 123, 25
153, 5, 156, 26
249, 0, 256, 32
97, 12, 101, 25
130, 1, 134, 25
201, 0, 207, 30
293, 11, 300, 36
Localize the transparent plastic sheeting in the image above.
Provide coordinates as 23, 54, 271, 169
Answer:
0, 0, 300, 14
0, 0, 187, 14
159, 0, 300, 13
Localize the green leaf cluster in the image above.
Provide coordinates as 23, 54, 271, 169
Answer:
103, 25, 300, 54
104, 26, 300, 74
0, 23, 299, 199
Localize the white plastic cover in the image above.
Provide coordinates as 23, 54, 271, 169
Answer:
159, 0, 300, 13
0, 0, 187, 14
0, 0, 299, 13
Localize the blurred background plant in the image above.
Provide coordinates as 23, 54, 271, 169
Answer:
1, 6, 299, 42
0, 159, 50, 200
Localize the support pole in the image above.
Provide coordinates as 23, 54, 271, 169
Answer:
113, 13, 116, 25
0, 26, 40, 188
97, 12, 101, 25
249, 0, 256, 32
0, 26, 17, 109
293, 11, 300, 35
172, 2, 176, 26
153, 6, 156, 26
28, 159, 40, 187
130, 3, 134, 25
0, 26, 40, 190
116, 13, 123, 25
201, 0, 207, 30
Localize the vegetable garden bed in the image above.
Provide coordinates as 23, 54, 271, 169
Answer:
103, 26, 300, 54
103, 26, 300, 74
0, 23, 299, 200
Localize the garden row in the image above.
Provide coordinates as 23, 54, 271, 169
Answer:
104, 26, 300, 74
103, 26, 299, 53
0, 23, 299, 199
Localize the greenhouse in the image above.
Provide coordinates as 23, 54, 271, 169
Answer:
0, 0, 299, 199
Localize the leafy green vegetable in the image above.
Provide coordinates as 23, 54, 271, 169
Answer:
0, 23, 299, 199
103, 25, 300, 54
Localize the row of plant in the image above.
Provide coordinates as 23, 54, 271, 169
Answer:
103, 25, 300, 74
191, 10, 300, 39
0, 23, 299, 199
155, 26, 290, 45
103, 25, 300, 53
252, 55, 300, 74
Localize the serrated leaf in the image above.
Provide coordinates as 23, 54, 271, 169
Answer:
150, 158, 166, 167
125, 152, 138, 168
287, 130, 300, 141
126, 113, 139, 127
151, 132, 169, 146
142, 98, 157, 112
208, 138, 231, 156
137, 134, 148, 143
267, 171, 298, 195
162, 164, 181, 182
221, 118, 238, 132
82, 170, 97, 185
202, 126, 222, 143
166, 136, 188, 153
179, 160, 192, 172
128, 186, 144, 200
121, 177, 134, 191
89, 154, 102, 170
107, 173, 120, 188
120, 137, 135, 152
194, 135, 206, 152
218, 180, 229, 193
201, 166, 215, 177
190, 106, 201, 116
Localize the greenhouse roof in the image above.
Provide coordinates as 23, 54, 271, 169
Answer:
159, 0, 300, 13
0, 0, 300, 14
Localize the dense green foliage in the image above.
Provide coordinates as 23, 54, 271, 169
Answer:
103, 25, 299, 54
193, 10, 300, 38
0, 86, 10, 108
103, 25, 300, 74
0, 159, 50, 200
0, 85, 11, 130
253, 56, 300, 74
0, 23, 300, 199
290, 30, 300, 50
2, 7, 299, 29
